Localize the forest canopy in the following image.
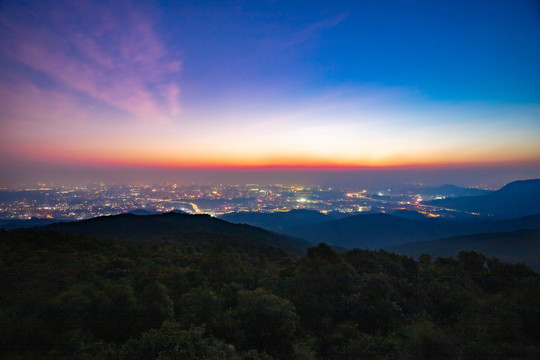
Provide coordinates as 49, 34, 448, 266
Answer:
1, 228, 539, 359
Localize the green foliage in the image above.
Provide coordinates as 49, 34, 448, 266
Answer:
177, 287, 221, 329
288, 243, 358, 332
1, 228, 539, 359
235, 288, 297, 358
400, 320, 457, 359
116, 322, 272, 360
139, 281, 175, 330
200, 242, 256, 287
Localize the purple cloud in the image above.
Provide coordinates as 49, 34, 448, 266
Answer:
0, 0, 182, 123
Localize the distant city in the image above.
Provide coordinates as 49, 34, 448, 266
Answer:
0, 182, 493, 221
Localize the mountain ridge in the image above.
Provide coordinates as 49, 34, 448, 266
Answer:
283, 212, 540, 249
41, 212, 310, 255
219, 209, 331, 233
428, 179, 540, 218
384, 228, 540, 271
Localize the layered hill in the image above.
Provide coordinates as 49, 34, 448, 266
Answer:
0, 218, 63, 230
42, 212, 310, 255
283, 213, 540, 249
428, 179, 540, 218
425, 184, 491, 197
219, 209, 331, 233
385, 228, 540, 271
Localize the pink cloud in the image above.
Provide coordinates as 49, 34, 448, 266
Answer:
158, 84, 182, 116
0, 1, 182, 123
0, 74, 97, 151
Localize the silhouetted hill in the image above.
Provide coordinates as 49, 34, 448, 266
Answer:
128, 209, 156, 215
219, 209, 330, 233
420, 184, 491, 197
285, 214, 454, 248
0, 218, 65, 230
385, 228, 540, 271
284, 213, 540, 249
43, 212, 310, 255
127, 208, 187, 215
499, 179, 540, 194
428, 179, 540, 218
390, 210, 428, 220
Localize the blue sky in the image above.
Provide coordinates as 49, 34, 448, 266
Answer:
160, 0, 540, 103
1, 0, 539, 184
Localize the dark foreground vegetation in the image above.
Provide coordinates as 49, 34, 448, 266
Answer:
1, 228, 539, 359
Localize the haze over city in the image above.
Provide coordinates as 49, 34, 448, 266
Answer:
1, 0, 539, 187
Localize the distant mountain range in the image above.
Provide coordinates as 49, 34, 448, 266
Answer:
0, 218, 64, 230
0, 209, 186, 230
42, 212, 310, 255
219, 209, 332, 233
428, 179, 540, 218
385, 228, 540, 272
3, 179, 539, 267
283, 213, 540, 249
416, 184, 492, 197
128, 208, 187, 215
23, 208, 539, 257
390, 209, 429, 220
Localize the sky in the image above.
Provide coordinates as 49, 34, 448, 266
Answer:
1, 0, 539, 186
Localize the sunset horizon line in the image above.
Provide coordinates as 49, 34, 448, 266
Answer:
32, 158, 540, 171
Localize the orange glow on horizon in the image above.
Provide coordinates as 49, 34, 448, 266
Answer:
6, 134, 539, 171
65, 155, 540, 171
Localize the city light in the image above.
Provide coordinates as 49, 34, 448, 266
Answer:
0, 182, 484, 221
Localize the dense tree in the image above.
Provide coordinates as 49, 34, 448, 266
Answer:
235, 288, 297, 358
1, 228, 539, 359
115, 322, 273, 360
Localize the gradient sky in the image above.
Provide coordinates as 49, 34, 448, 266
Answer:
1, 0, 540, 184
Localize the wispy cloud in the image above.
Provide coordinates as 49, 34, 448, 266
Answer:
283, 13, 348, 48
0, 0, 182, 123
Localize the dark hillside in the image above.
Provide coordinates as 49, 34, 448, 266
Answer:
43, 212, 310, 255
284, 213, 540, 249
385, 228, 540, 271
419, 184, 492, 197
428, 179, 540, 218
219, 209, 330, 233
